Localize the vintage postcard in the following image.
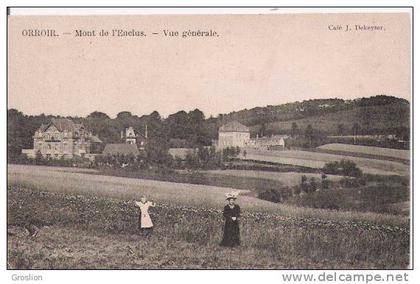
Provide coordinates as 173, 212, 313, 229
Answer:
7, 8, 412, 271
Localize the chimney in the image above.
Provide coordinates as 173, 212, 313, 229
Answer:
145, 124, 148, 139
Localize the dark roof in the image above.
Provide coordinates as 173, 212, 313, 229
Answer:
38, 123, 48, 132
219, 121, 250, 133
103, 144, 140, 156
90, 135, 103, 143
51, 118, 77, 132
40, 118, 83, 133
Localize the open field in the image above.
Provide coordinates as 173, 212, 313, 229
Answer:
318, 143, 410, 161
8, 164, 409, 226
242, 149, 409, 176
8, 186, 410, 269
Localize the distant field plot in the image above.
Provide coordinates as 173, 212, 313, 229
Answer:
243, 149, 409, 176
318, 143, 410, 161
203, 170, 342, 186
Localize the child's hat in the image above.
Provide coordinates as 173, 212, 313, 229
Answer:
225, 191, 239, 200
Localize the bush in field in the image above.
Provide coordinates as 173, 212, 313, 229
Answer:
183, 146, 222, 170
288, 181, 409, 215
300, 175, 308, 192
323, 159, 362, 177
95, 153, 148, 169
309, 177, 317, 193
258, 189, 283, 203
145, 137, 173, 166
339, 177, 367, 188
298, 176, 319, 194
290, 191, 340, 210
321, 174, 330, 190
222, 146, 241, 161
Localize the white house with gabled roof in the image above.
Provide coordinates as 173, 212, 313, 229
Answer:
218, 121, 250, 149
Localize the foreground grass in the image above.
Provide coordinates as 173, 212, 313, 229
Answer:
8, 186, 410, 269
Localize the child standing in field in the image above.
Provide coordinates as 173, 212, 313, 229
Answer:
134, 196, 156, 236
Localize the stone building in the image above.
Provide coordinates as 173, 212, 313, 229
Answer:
249, 135, 288, 150
218, 121, 250, 148
22, 118, 102, 159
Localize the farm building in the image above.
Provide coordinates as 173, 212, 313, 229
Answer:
22, 118, 102, 159
218, 121, 250, 149
102, 125, 148, 157
102, 144, 140, 156
249, 135, 288, 150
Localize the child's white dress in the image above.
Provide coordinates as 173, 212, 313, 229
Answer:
136, 201, 155, 228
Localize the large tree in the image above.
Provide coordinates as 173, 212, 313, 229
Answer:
291, 122, 299, 138
87, 111, 110, 120
304, 124, 314, 148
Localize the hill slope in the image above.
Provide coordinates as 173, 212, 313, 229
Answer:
247, 101, 410, 135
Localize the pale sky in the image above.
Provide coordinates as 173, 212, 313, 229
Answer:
8, 13, 411, 118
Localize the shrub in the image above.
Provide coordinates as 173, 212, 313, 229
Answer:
290, 191, 341, 210
300, 175, 308, 193
321, 174, 330, 190
323, 159, 362, 177
309, 177, 317, 193
339, 177, 367, 188
258, 189, 283, 203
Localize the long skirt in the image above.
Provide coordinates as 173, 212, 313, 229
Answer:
138, 212, 153, 229
220, 220, 240, 247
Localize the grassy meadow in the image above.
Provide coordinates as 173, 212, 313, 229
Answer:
317, 143, 410, 162
242, 148, 409, 176
8, 164, 410, 269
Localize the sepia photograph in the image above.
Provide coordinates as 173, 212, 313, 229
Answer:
6, 7, 412, 270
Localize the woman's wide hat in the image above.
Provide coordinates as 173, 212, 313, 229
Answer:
225, 191, 239, 200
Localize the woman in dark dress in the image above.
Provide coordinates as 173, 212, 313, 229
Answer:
220, 193, 241, 247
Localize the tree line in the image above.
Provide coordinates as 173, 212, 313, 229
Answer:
8, 95, 410, 161
8, 108, 222, 161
